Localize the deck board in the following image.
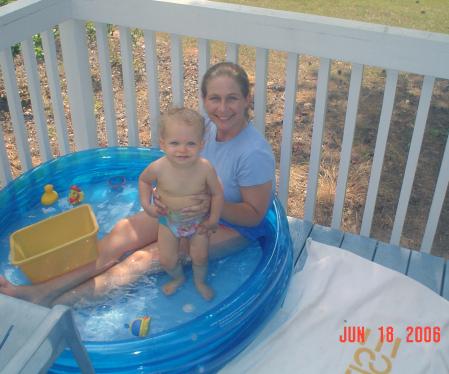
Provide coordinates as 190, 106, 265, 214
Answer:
372, 242, 410, 274
340, 232, 377, 261
442, 265, 449, 300
288, 217, 448, 301
407, 251, 445, 294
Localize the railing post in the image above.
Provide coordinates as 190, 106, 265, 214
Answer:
59, 19, 98, 151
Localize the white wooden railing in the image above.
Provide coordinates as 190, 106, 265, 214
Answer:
0, 0, 448, 254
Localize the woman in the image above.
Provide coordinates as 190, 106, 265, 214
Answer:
0, 62, 276, 307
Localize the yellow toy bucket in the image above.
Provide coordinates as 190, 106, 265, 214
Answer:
10, 204, 100, 283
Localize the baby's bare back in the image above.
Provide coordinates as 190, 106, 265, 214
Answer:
156, 161, 208, 214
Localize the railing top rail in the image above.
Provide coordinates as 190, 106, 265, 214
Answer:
1, 0, 448, 78
0, 0, 70, 50
70, 0, 449, 78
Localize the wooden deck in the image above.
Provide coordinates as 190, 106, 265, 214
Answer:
288, 217, 449, 301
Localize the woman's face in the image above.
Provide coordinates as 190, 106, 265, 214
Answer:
202, 76, 251, 141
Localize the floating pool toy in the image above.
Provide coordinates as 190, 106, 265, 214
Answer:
0, 147, 292, 374
107, 176, 126, 190
68, 185, 84, 205
41, 184, 58, 205
125, 316, 151, 337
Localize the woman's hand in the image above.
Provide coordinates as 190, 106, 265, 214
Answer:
180, 193, 211, 221
152, 187, 168, 217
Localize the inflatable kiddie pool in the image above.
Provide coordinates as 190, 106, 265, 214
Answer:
0, 147, 293, 373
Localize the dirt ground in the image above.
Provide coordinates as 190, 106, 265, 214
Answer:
0, 29, 448, 258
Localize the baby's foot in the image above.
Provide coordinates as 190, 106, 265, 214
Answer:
162, 276, 186, 296
195, 282, 215, 301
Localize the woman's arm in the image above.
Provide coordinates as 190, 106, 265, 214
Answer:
221, 180, 272, 227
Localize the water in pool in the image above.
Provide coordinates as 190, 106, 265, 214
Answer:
0, 178, 262, 342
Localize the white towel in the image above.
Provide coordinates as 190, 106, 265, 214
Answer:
220, 239, 449, 374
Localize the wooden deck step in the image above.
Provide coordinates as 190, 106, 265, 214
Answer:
288, 217, 448, 301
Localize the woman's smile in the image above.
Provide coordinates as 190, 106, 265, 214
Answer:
203, 76, 251, 141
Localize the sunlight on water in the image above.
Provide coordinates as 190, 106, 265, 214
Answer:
0, 179, 262, 342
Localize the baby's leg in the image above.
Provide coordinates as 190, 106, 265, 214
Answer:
189, 233, 215, 301
158, 223, 186, 296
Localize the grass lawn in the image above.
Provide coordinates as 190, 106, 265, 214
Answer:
210, 0, 449, 34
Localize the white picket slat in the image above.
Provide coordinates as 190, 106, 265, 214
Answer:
0, 118, 13, 187
420, 134, 449, 253
226, 43, 239, 64
170, 34, 184, 107
360, 69, 399, 237
59, 19, 98, 151
40, 27, 71, 155
96, 22, 118, 147
197, 38, 210, 115
331, 63, 364, 229
144, 29, 161, 148
0, 49, 33, 172
119, 26, 139, 146
303, 58, 332, 222
278, 52, 299, 210
390, 75, 436, 245
253, 48, 268, 134
420, 136, 449, 253
21, 37, 52, 163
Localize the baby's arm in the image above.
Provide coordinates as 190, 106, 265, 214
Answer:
200, 161, 224, 236
138, 161, 162, 218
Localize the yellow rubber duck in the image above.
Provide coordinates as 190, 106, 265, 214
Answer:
41, 184, 58, 205
68, 185, 84, 205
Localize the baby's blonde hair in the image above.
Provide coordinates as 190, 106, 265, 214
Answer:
158, 107, 205, 139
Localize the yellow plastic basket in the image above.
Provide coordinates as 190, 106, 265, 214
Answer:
10, 204, 100, 283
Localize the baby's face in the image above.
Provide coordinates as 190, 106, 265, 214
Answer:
159, 120, 205, 168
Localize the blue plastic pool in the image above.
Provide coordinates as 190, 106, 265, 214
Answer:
0, 147, 293, 373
